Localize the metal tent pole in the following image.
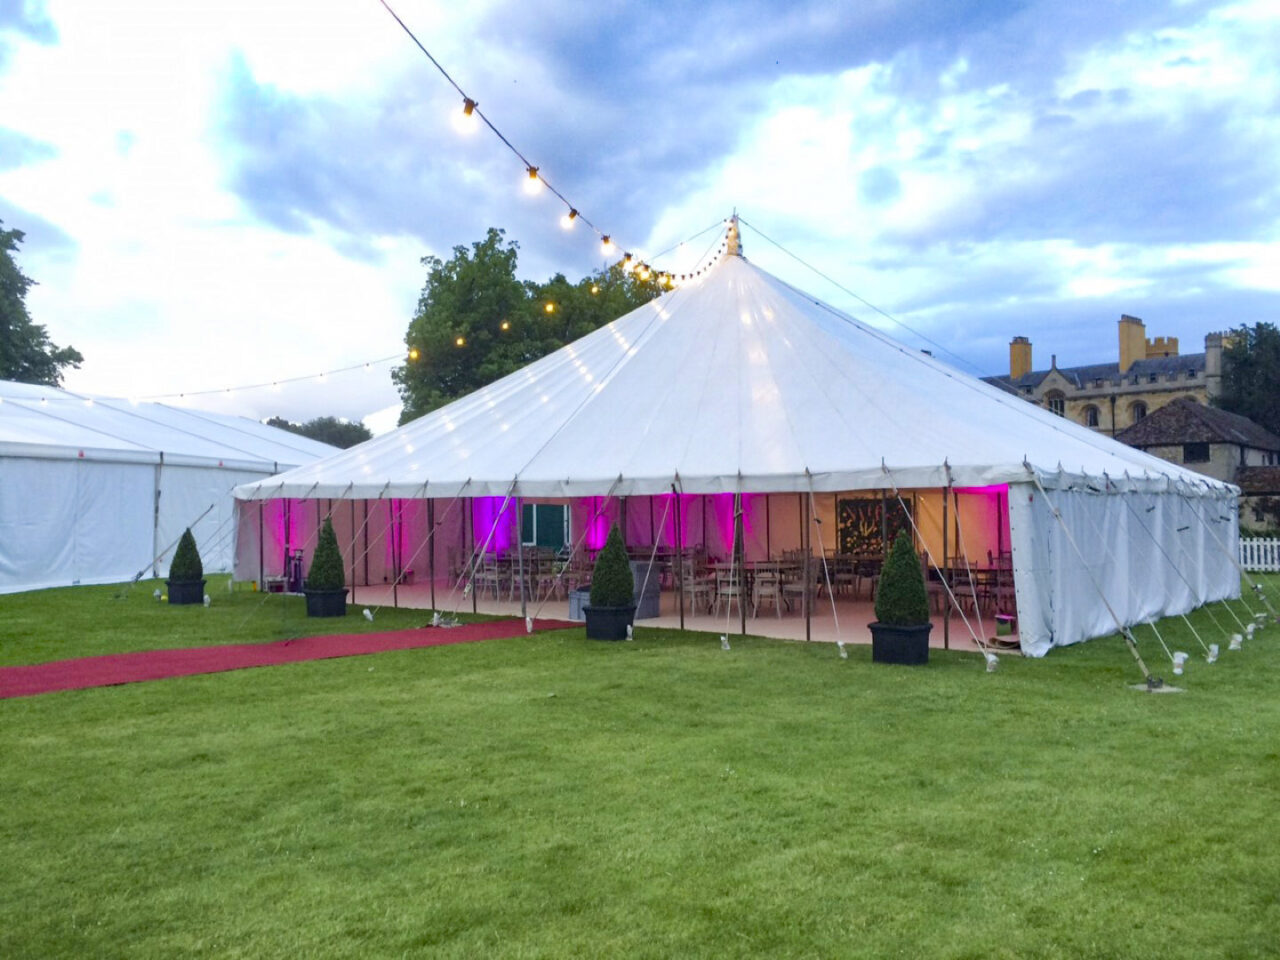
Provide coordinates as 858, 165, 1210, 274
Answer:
802, 492, 812, 643
516, 496, 527, 620
428, 498, 436, 610
942, 484, 950, 650
736, 491, 747, 636
673, 486, 685, 630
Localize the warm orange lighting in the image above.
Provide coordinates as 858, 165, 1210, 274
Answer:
601, 235, 615, 255
501, 320, 511, 331
408, 347, 420, 361
560, 209, 578, 229
453, 97, 478, 134
544, 302, 555, 314
590, 284, 599, 295
455, 336, 466, 347
524, 166, 542, 195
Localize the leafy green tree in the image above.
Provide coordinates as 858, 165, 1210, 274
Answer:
589, 525, 635, 608
0, 220, 82, 386
1218, 323, 1280, 436
265, 415, 372, 449
393, 229, 662, 423
305, 517, 346, 591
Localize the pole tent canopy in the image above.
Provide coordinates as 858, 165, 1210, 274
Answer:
0, 381, 337, 593
234, 254, 1234, 501
233, 245, 1239, 656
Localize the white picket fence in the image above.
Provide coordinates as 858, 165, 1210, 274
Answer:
1239, 538, 1280, 572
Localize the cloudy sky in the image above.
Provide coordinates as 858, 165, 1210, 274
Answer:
2, 0, 1278, 431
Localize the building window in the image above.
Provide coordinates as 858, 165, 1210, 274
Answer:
1083, 405, 1100, 427
1148, 373, 1158, 383
1046, 391, 1065, 417
1187, 369, 1197, 379
1131, 401, 1148, 423
1183, 442, 1210, 463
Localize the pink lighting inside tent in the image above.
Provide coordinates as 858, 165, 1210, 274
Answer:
471, 497, 514, 555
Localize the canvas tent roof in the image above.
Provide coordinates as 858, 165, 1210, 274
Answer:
0, 382, 335, 471
234, 254, 1233, 502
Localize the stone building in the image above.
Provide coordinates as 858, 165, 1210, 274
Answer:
983, 315, 1225, 436
1115, 398, 1280, 533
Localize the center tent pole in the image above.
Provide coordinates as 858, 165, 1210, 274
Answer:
673, 483, 685, 631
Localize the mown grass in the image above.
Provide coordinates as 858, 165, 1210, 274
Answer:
1, 577, 1279, 958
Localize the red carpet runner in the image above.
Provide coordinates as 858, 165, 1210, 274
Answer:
0, 619, 578, 699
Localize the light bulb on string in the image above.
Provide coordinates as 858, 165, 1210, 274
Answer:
560, 209, 578, 230
501, 320, 511, 331
453, 97, 478, 134
590, 284, 599, 295
408, 347, 420, 362
455, 336, 466, 347
544, 302, 555, 314
524, 166, 542, 195
601, 235, 615, 256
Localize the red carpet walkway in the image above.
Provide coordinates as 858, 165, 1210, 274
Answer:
0, 618, 578, 699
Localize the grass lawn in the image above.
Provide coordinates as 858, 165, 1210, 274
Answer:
2, 576, 1279, 958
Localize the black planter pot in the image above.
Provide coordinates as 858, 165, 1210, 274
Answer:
167, 579, 206, 605
869, 621, 932, 665
304, 588, 349, 618
584, 604, 636, 641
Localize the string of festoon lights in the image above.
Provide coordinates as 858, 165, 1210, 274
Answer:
137, 355, 402, 402
375, 0, 728, 287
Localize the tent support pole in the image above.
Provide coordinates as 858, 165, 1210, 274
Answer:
469, 499, 477, 614
428, 499, 436, 610
363, 501, 370, 588
673, 486, 685, 630
349, 499, 357, 603
736, 491, 746, 636
880, 489, 888, 557
391, 499, 400, 609
257, 501, 265, 592
802, 492, 812, 643
648, 496, 655, 550
765, 495, 771, 560
942, 484, 950, 650
516, 497, 527, 621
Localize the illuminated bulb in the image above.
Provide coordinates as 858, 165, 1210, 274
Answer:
544, 302, 555, 314
639, 266, 651, 281
560, 209, 578, 230
524, 166, 542, 195
408, 347, 420, 361
590, 284, 599, 295
622, 252, 632, 265
500, 320, 511, 331
455, 336, 465, 347
601, 235, 615, 255
453, 97, 478, 134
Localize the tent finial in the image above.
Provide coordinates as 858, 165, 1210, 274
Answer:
727, 213, 742, 257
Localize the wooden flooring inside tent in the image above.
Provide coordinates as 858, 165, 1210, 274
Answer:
342, 580, 1016, 654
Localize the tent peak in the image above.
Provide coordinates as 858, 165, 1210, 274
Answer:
726, 214, 743, 257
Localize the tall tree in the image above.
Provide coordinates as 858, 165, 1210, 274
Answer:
0, 221, 83, 386
393, 228, 661, 423
265, 415, 372, 449
1218, 322, 1280, 436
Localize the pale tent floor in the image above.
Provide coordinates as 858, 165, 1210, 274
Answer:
341, 580, 1015, 654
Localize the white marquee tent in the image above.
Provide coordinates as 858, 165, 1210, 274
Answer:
1, 380, 336, 593
233, 245, 1239, 656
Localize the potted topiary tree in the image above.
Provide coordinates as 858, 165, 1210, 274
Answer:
304, 517, 348, 617
167, 528, 206, 605
584, 524, 636, 641
869, 530, 933, 664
